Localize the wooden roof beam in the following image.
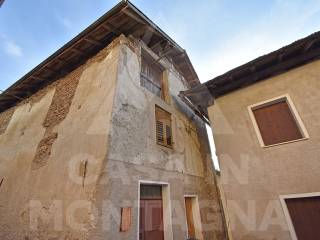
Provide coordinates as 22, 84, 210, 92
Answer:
84, 37, 104, 47
0, 90, 24, 100
151, 46, 175, 65
55, 58, 68, 65
277, 52, 286, 62
213, 46, 320, 97
30, 75, 47, 81
304, 38, 318, 52
70, 48, 86, 55
16, 82, 35, 90
43, 66, 69, 77
101, 22, 122, 35
150, 39, 166, 51
145, 25, 162, 38
121, 7, 146, 25
45, 67, 60, 75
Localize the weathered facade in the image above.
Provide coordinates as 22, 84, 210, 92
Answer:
182, 32, 320, 240
0, 2, 226, 240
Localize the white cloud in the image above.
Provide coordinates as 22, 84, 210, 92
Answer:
4, 40, 22, 57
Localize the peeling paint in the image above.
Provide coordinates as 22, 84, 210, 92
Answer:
0, 107, 14, 135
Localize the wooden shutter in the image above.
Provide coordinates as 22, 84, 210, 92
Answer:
252, 100, 303, 146
185, 197, 196, 238
156, 120, 164, 144
120, 207, 132, 232
141, 56, 163, 98
166, 125, 172, 146
285, 196, 320, 240
155, 106, 173, 148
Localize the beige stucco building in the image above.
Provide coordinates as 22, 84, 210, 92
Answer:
182, 32, 320, 240
0, 1, 226, 240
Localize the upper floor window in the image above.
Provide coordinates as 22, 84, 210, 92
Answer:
141, 52, 164, 99
155, 105, 173, 148
248, 95, 309, 147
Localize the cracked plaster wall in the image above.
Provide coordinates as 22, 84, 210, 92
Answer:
96, 36, 226, 240
0, 35, 225, 240
0, 37, 121, 240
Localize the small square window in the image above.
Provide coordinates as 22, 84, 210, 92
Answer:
155, 106, 173, 148
249, 95, 308, 147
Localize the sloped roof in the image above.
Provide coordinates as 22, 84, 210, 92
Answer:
0, 0, 199, 112
180, 31, 320, 118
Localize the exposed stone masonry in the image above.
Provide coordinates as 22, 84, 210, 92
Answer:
0, 107, 15, 135
32, 42, 116, 170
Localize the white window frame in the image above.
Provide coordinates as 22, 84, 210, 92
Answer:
279, 192, 320, 240
137, 180, 173, 240
183, 195, 204, 240
248, 94, 309, 148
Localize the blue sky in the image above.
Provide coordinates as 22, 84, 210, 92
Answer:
1, 0, 320, 171
1, 0, 320, 91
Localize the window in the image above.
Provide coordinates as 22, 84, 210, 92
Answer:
155, 106, 173, 148
249, 95, 308, 147
140, 185, 162, 199
141, 54, 164, 98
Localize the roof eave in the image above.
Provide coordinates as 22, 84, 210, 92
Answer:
183, 31, 320, 109
0, 0, 199, 112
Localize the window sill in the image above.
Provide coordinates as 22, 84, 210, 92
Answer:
261, 137, 309, 148
140, 85, 168, 102
156, 143, 174, 152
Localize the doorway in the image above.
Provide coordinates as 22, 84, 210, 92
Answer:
139, 184, 164, 240
281, 193, 320, 240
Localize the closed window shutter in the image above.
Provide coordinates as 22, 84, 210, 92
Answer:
155, 106, 173, 148
120, 207, 132, 232
252, 100, 303, 146
156, 120, 164, 144
166, 125, 172, 146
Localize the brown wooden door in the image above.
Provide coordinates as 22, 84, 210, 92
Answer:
139, 199, 164, 240
285, 196, 320, 240
185, 197, 196, 238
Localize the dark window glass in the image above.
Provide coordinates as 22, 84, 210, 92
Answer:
140, 185, 162, 200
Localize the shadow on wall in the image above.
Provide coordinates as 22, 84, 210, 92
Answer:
172, 95, 220, 171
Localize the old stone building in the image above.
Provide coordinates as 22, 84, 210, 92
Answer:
182, 32, 320, 240
0, 1, 226, 240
